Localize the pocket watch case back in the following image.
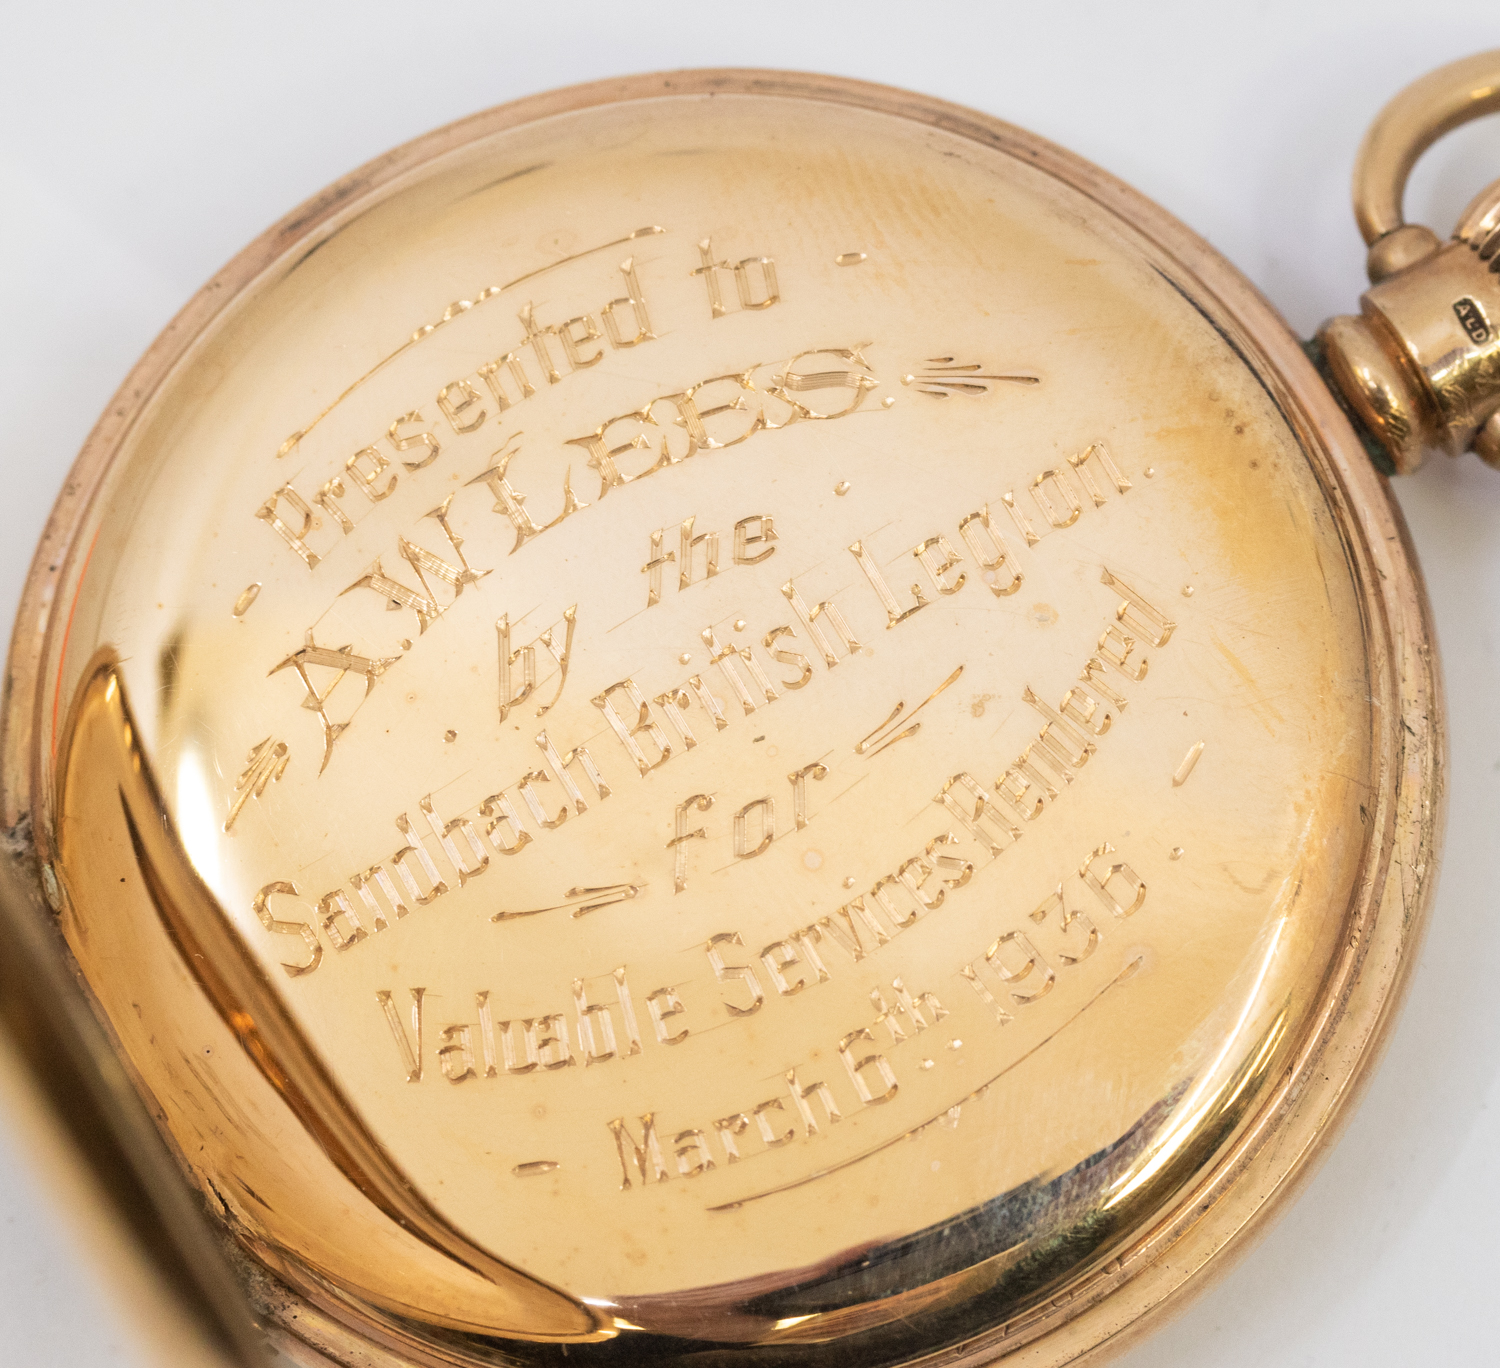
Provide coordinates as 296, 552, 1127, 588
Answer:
0, 67, 1445, 1368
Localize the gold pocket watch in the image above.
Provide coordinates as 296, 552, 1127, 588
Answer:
2, 51, 1496, 1368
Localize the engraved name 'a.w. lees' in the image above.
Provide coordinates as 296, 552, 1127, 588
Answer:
238, 213, 1179, 1201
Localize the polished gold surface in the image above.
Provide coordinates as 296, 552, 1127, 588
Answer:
0, 71, 1441, 1367
1319, 51, 1500, 473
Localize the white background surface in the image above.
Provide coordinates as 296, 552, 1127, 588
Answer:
2, 4, 1499, 1365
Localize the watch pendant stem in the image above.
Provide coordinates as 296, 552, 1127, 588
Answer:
1316, 50, 1500, 474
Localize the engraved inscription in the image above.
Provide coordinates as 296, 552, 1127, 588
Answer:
513, 1161, 561, 1178
707, 958, 1143, 1212
254, 495, 1153, 964
1172, 741, 1205, 787
258, 260, 846, 576
493, 884, 642, 923
692, 237, 782, 318
855, 666, 964, 758
611, 837, 1145, 1194
936, 567, 1171, 856
379, 966, 655, 1084
341, 498, 491, 634
254, 352, 1123, 836
276, 765, 618, 969
497, 605, 578, 723
703, 829, 971, 1014
268, 636, 399, 774
642, 513, 777, 609
263, 341, 880, 775
223, 737, 289, 833
900, 357, 1040, 397
276, 230, 665, 461
231, 583, 262, 618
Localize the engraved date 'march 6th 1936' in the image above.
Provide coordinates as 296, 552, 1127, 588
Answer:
363, 825, 1149, 1199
